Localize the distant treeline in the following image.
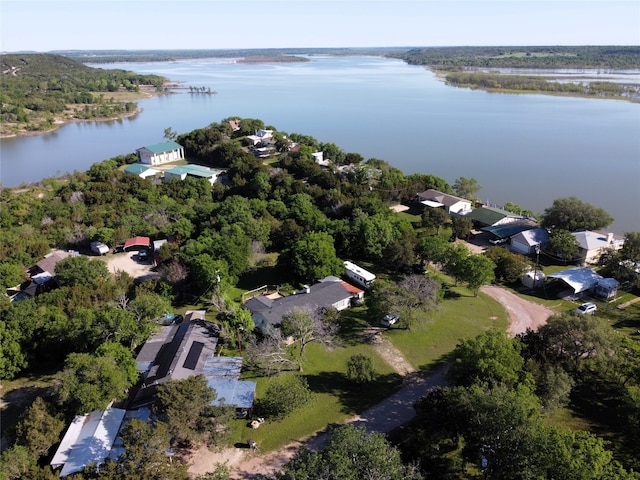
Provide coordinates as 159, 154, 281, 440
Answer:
53, 48, 395, 64
391, 46, 640, 69
0, 54, 166, 134
445, 72, 640, 99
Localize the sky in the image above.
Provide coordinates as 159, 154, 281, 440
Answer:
1, 0, 639, 52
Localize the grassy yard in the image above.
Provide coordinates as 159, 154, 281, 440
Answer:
230, 340, 401, 451
386, 275, 508, 370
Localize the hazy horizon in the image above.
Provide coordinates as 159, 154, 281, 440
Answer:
2, 1, 638, 52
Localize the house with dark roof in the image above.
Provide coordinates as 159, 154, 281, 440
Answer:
465, 206, 524, 228
131, 311, 219, 407
243, 276, 363, 337
416, 189, 472, 215
136, 141, 184, 166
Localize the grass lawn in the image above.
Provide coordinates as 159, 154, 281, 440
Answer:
386, 276, 509, 371
232, 341, 401, 451
1, 371, 60, 438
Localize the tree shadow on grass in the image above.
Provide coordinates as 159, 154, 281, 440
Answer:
237, 264, 285, 292
1, 385, 52, 436
304, 371, 403, 416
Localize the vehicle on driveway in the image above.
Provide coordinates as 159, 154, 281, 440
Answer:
574, 302, 597, 315
380, 313, 400, 327
137, 249, 150, 262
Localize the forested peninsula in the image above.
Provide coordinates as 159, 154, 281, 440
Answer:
0, 54, 167, 137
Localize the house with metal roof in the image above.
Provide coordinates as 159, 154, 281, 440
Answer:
51, 408, 126, 477
416, 189, 472, 215
164, 164, 224, 185
571, 230, 624, 265
124, 163, 160, 178
131, 311, 219, 408
465, 206, 524, 228
243, 276, 363, 337
510, 227, 550, 255
135, 141, 184, 165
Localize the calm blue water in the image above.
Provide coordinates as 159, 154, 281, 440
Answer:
1, 55, 639, 233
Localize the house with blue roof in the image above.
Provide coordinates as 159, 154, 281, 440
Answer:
136, 141, 184, 165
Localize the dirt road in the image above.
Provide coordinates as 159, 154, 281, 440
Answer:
481, 285, 555, 336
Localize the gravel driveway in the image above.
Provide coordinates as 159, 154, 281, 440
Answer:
481, 285, 555, 336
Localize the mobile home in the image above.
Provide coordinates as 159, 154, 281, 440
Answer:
344, 261, 376, 289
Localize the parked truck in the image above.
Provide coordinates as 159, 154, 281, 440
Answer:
90, 241, 109, 256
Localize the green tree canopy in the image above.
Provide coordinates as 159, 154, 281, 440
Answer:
55, 343, 137, 414
154, 375, 220, 448
275, 424, 422, 480
278, 231, 343, 284
541, 196, 614, 231
448, 330, 533, 389
54, 255, 110, 288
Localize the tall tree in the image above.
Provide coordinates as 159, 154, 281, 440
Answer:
453, 177, 481, 200
275, 424, 422, 480
277, 231, 343, 284
154, 375, 228, 448
281, 307, 338, 364
448, 330, 532, 389
55, 343, 137, 414
457, 254, 496, 296
548, 229, 581, 264
541, 197, 613, 231
14, 397, 65, 458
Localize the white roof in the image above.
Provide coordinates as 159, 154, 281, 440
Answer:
52, 408, 126, 477
547, 267, 603, 294
420, 200, 445, 208
344, 261, 376, 281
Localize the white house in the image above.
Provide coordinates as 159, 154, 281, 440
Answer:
246, 129, 274, 145
510, 227, 550, 255
123, 163, 160, 178
572, 230, 624, 265
416, 189, 472, 215
136, 141, 184, 166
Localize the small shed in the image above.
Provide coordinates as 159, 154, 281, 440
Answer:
521, 269, 546, 289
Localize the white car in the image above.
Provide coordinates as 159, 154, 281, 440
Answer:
574, 302, 597, 315
380, 313, 400, 327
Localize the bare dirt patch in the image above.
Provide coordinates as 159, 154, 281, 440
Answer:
102, 252, 159, 282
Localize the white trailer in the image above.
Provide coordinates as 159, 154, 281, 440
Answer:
90, 241, 109, 256
344, 261, 376, 289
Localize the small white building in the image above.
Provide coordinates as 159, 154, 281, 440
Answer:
136, 141, 184, 166
164, 164, 224, 185
416, 189, 472, 215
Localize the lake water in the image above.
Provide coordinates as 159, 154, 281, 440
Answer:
1, 55, 639, 233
